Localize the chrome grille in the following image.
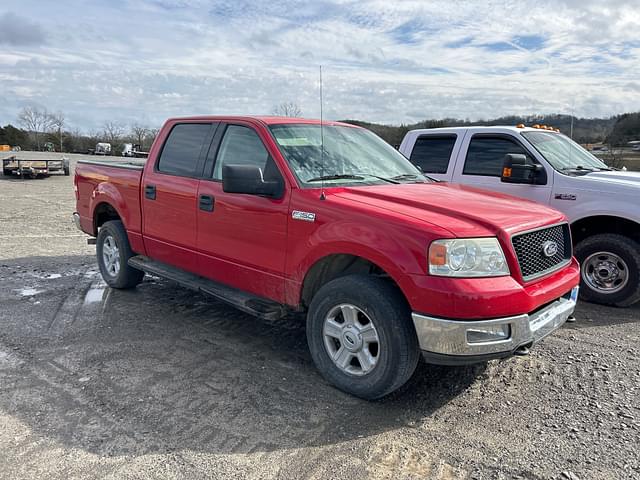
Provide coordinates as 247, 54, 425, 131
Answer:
511, 223, 572, 280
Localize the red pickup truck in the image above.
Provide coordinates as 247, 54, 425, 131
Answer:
74, 116, 580, 399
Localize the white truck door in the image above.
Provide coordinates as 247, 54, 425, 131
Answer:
400, 130, 465, 182
452, 132, 553, 205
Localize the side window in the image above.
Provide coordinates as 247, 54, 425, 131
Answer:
463, 136, 530, 177
213, 125, 273, 180
409, 135, 456, 174
157, 123, 211, 177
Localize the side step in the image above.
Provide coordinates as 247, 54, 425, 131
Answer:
128, 255, 287, 320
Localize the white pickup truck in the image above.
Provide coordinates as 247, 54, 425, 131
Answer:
399, 125, 640, 307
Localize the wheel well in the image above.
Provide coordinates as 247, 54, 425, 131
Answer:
300, 254, 399, 308
571, 216, 640, 245
93, 203, 121, 235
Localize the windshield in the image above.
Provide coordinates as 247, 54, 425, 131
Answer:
269, 124, 426, 187
521, 131, 609, 172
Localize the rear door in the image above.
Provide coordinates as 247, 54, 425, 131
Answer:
454, 133, 553, 204
406, 133, 461, 181
142, 121, 216, 271
196, 122, 290, 302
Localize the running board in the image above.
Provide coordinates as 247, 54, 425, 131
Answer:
128, 255, 287, 320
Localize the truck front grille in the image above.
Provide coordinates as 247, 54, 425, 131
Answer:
511, 223, 572, 280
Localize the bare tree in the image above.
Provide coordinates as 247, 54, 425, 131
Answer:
49, 111, 65, 152
145, 128, 160, 149
272, 102, 302, 117
102, 121, 125, 145
130, 124, 148, 149
18, 106, 53, 150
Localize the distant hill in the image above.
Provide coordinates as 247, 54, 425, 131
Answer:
342, 114, 628, 147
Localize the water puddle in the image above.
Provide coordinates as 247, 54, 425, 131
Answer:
17, 288, 43, 297
84, 279, 107, 305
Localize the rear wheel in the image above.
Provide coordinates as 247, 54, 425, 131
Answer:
96, 220, 144, 289
306, 275, 419, 400
575, 233, 640, 307
2, 169, 11, 176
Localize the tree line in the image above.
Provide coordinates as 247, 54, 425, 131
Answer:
0, 107, 159, 154
1, 105, 639, 154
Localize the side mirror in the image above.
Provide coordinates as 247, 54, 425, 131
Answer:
501, 154, 544, 184
222, 164, 283, 198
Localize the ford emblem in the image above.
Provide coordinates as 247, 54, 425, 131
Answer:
542, 240, 558, 257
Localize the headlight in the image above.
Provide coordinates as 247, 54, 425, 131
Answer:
428, 238, 510, 277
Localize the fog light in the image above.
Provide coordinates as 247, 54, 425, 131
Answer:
466, 324, 511, 344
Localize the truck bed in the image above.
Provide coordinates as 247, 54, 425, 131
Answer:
75, 158, 144, 238
77, 158, 146, 170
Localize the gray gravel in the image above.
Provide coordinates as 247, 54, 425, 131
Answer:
0, 154, 639, 479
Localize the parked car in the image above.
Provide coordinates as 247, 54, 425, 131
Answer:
399, 125, 640, 307
73, 116, 579, 399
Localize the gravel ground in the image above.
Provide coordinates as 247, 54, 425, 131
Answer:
0, 153, 638, 480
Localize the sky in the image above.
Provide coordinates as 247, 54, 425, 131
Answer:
1, 0, 639, 132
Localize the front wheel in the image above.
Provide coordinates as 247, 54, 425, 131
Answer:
306, 275, 420, 400
575, 233, 640, 307
96, 220, 144, 289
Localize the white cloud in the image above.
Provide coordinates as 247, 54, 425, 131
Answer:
0, 0, 638, 130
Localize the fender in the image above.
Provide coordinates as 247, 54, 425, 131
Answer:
89, 182, 146, 254
285, 219, 430, 306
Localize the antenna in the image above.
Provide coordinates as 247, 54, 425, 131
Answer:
319, 65, 326, 200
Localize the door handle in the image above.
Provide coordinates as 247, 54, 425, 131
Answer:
199, 194, 215, 212
145, 184, 156, 200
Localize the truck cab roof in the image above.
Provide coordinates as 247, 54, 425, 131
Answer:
164, 115, 357, 128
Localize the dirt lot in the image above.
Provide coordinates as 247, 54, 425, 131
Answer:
0, 153, 638, 480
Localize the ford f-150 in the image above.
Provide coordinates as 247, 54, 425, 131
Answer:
74, 116, 580, 399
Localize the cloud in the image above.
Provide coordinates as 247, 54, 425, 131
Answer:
0, 0, 638, 130
0, 12, 46, 46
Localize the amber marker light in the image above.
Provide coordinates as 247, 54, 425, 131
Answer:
428, 242, 447, 266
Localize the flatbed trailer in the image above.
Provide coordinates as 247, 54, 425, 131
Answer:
2, 156, 70, 178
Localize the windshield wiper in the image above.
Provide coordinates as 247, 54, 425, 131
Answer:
391, 173, 432, 181
306, 173, 399, 184
307, 174, 366, 182
561, 166, 596, 172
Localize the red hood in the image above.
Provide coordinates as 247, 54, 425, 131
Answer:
333, 183, 566, 238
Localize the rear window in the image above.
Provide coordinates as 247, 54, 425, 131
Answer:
463, 136, 530, 177
409, 135, 456, 174
157, 123, 211, 177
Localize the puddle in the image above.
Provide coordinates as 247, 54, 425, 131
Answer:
17, 288, 43, 297
84, 278, 107, 305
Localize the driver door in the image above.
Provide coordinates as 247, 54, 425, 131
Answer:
195, 122, 290, 302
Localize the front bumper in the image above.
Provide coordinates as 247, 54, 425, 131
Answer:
412, 286, 578, 365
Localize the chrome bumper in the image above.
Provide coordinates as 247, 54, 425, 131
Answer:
412, 287, 578, 364
72, 212, 82, 231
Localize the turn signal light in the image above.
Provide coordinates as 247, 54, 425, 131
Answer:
429, 243, 447, 266
502, 167, 512, 178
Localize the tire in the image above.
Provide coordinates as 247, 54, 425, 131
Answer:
96, 220, 144, 289
63, 162, 70, 176
575, 233, 640, 307
3, 169, 11, 176
306, 274, 420, 400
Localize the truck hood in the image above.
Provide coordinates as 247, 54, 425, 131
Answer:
334, 183, 566, 238
579, 170, 640, 193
